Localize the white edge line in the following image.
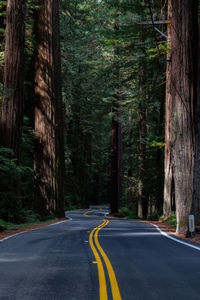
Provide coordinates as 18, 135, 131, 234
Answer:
48, 220, 68, 226
104, 212, 109, 217
0, 231, 29, 243
151, 223, 200, 251
0, 220, 68, 243
65, 214, 72, 221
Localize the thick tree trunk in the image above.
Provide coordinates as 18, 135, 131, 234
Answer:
34, 0, 65, 217
163, 0, 173, 216
171, 0, 198, 233
193, 23, 200, 225
0, 0, 26, 159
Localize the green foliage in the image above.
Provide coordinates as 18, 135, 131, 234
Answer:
0, 50, 4, 63
161, 213, 177, 227
0, 214, 58, 231
150, 140, 165, 148
115, 207, 141, 219
146, 213, 160, 221
147, 41, 169, 59
0, 147, 34, 223
0, 84, 15, 103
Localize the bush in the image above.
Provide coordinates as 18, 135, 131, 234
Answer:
0, 147, 33, 223
161, 213, 176, 227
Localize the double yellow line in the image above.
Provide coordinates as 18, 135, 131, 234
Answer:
89, 218, 121, 300
83, 210, 97, 216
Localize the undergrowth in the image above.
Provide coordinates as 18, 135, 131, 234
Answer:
113, 207, 176, 225
0, 216, 59, 232
161, 213, 176, 227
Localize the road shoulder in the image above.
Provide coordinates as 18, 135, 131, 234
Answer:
0, 217, 68, 241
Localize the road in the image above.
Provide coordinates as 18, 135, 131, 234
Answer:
0, 208, 200, 300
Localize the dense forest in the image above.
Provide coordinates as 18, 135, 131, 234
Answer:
0, 0, 199, 234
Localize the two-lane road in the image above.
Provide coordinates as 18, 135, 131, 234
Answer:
0, 208, 200, 299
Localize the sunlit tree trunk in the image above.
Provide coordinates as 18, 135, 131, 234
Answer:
0, 0, 26, 160
163, 0, 173, 216
34, 0, 65, 217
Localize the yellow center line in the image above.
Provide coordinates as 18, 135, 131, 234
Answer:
83, 210, 93, 216
95, 220, 122, 300
88, 217, 122, 300
83, 210, 97, 216
89, 220, 108, 300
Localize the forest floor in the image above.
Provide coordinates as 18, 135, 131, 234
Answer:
0, 217, 68, 240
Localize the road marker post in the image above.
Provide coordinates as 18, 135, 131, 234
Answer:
189, 215, 195, 233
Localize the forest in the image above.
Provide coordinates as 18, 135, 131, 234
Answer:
0, 0, 199, 234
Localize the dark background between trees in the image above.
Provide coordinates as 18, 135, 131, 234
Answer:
0, 0, 199, 234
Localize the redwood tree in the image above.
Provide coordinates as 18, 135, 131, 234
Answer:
110, 98, 122, 214
193, 4, 200, 227
34, 0, 65, 217
164, 0, 198, 233
163, 0, 173, 216
0, 0, 26, 159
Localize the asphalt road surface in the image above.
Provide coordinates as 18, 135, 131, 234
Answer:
0, 207, 200, 300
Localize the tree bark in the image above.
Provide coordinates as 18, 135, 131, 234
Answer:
137, 103, 144, 218
193, 23, 200, 225
34, 0, 65, 217
0, 0, 26, 160
137, 68, 147, 218
163, 0, 173, 216
171, 0, 198, 233
110, 99, 122, 214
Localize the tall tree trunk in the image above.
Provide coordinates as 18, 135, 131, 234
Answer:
34, 0, 65, 217
193, 22, 200, 225
0, 0, 26, 160
137, 103, 144, 218
137, 102, 147, 218
171, 0, 198, 233
137, 69, 147, 218
0, 1, 6, 83
127, 111, 136, 213
110, 99, 122, 214
155, 89, 164, 213
163, 0, 173, 216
